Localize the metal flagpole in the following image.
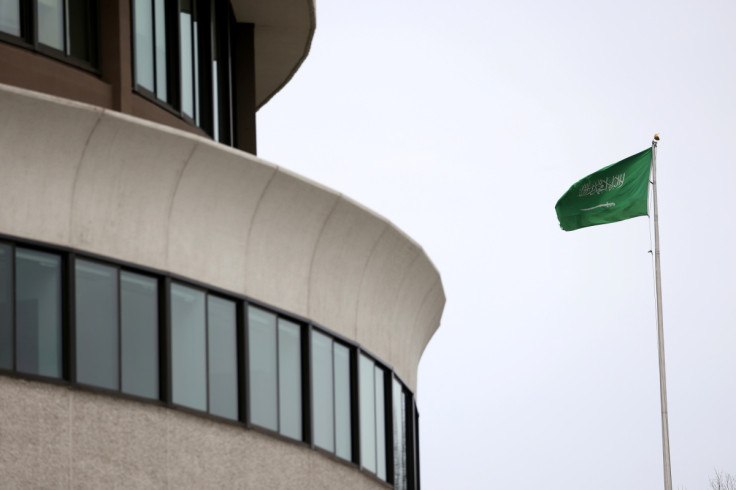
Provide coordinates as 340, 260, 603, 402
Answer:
651, 134, 672, 490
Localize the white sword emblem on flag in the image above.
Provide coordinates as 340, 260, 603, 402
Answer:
580, 202, 616, 211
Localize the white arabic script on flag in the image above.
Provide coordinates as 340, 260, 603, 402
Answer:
578, 173, 626, 197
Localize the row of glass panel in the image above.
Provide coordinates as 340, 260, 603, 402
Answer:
0, 242, 414, 488
0, 0, 230, 142
133, 0, 230, 142
0, 0, 97, 67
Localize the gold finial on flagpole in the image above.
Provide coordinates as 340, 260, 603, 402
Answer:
654, 133, 660, 141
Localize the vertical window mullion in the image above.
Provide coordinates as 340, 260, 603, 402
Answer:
31, 0, 37, 48
351, 347, 360, 465
117, 265, 122, 392
406, 393, 417, 490
204, 292, 209, 413
11, 243, 16, 372
274, 315, 280, 432
220, 1, 233, 145
150, 0, 156, 95
63, 0, 69, 55
192, 1, 199, 125
12, 243, 16, 372
242, 300, 250, 426
302, 323, 311, 445
386, 372, 395, 485
66, 252, 75, 382
208, 0, 218, 139
236, 299, 246, 422
415, 403, 421, 490
331, 339, 337, 453
161, 276, 172, 405
0, 242, 17, 372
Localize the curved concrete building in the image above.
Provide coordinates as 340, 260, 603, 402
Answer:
0, 1, 444, 489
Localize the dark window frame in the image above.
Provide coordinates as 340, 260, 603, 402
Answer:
245, 303, 309, 443
70, 255, 163, 402
168, 280, 240, 420
0, 0, 100, 72
0, 240, 67, 383
130, 0, 234, 143
0, 232, 421, 488
310, 325, 358, 463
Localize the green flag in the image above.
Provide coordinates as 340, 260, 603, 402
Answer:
555, 148, 652, 231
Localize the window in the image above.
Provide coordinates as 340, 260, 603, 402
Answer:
75, 259, 118, 389
393, 378, 408, 490
0, 0, 98, 68
170, 283, 238, 419
120, 271, 159, 398
312, 331, 334, 451
75, 260, 160, 396
207, 294, 238, 419
16, 248, 63, 378
278, 317, 302, 439
312, 331, 353, 461
170, 283, 206, 410
132, 0, 233, 143
0, 0, 21, 37
179, 0, 198, 122
0, 236, 423, 487
0, 243, 13, 370
133, 0, 168, 101
247, 305, 303, 439
360, 354, 388, 480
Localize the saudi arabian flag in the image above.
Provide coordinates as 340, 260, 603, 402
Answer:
555, 148, 652, 231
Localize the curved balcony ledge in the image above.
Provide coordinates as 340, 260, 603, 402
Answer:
0, 83, 445, 391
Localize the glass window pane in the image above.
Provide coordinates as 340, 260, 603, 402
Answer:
134, 0, 154, 92
171, 283, 206, 411
193, 19, 200, 126
0, 244, 12, 369
67, 0, 95, 63
16, 248, 62, 378
312, 331, 333, 451
208, 295, 237, 420
0, 0, 21, 36
153, 0, 167, 100
211, 1, 221, 141
278, 319, 301, 440
248, 306, 277, 431
75, 260, 119, 390
359, 354, 376, 473
179, 9, 193, 117
212, 60, 219, 140
37, 0, 64, 50
334, 343, 352, 461
121, 271, 158, 399
393, 378, 408, 490
375, 367, 386, 480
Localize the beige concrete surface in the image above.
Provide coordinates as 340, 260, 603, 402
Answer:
0, 83, 445, 392
0, 377, 390, 489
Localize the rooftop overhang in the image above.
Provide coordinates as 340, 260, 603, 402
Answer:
231, 0, 316, 110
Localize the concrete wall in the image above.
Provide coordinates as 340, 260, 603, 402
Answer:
0, 376, 388, 489
0, 83, 445, 392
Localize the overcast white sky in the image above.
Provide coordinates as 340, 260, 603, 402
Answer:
257, 0, 736, 488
